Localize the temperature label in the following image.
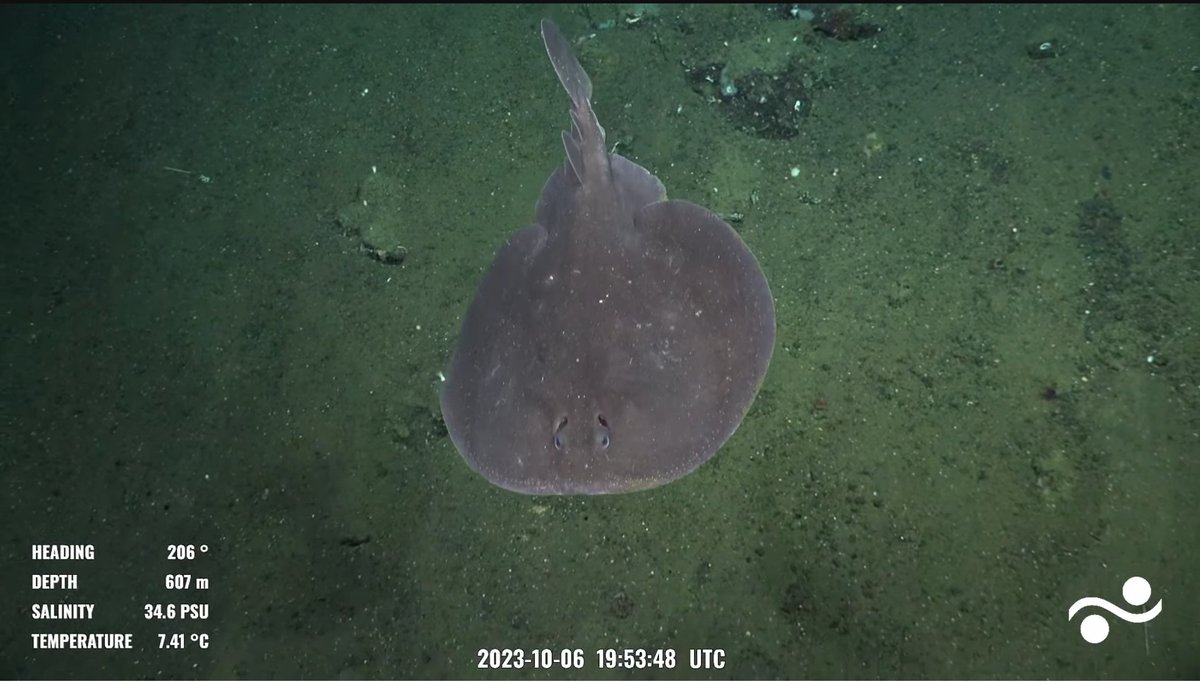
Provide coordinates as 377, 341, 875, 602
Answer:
31, 633, 133, 650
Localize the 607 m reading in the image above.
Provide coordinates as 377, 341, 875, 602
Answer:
165, 574, 209, 590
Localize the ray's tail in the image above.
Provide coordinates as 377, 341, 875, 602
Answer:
540, 19, 607, 185
541, 19, 592, 108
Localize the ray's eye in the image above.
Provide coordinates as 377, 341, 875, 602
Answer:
596, 414, 610, 449
553, 417, 568, 451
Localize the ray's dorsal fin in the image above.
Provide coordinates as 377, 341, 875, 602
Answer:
541, 19, 607, 186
